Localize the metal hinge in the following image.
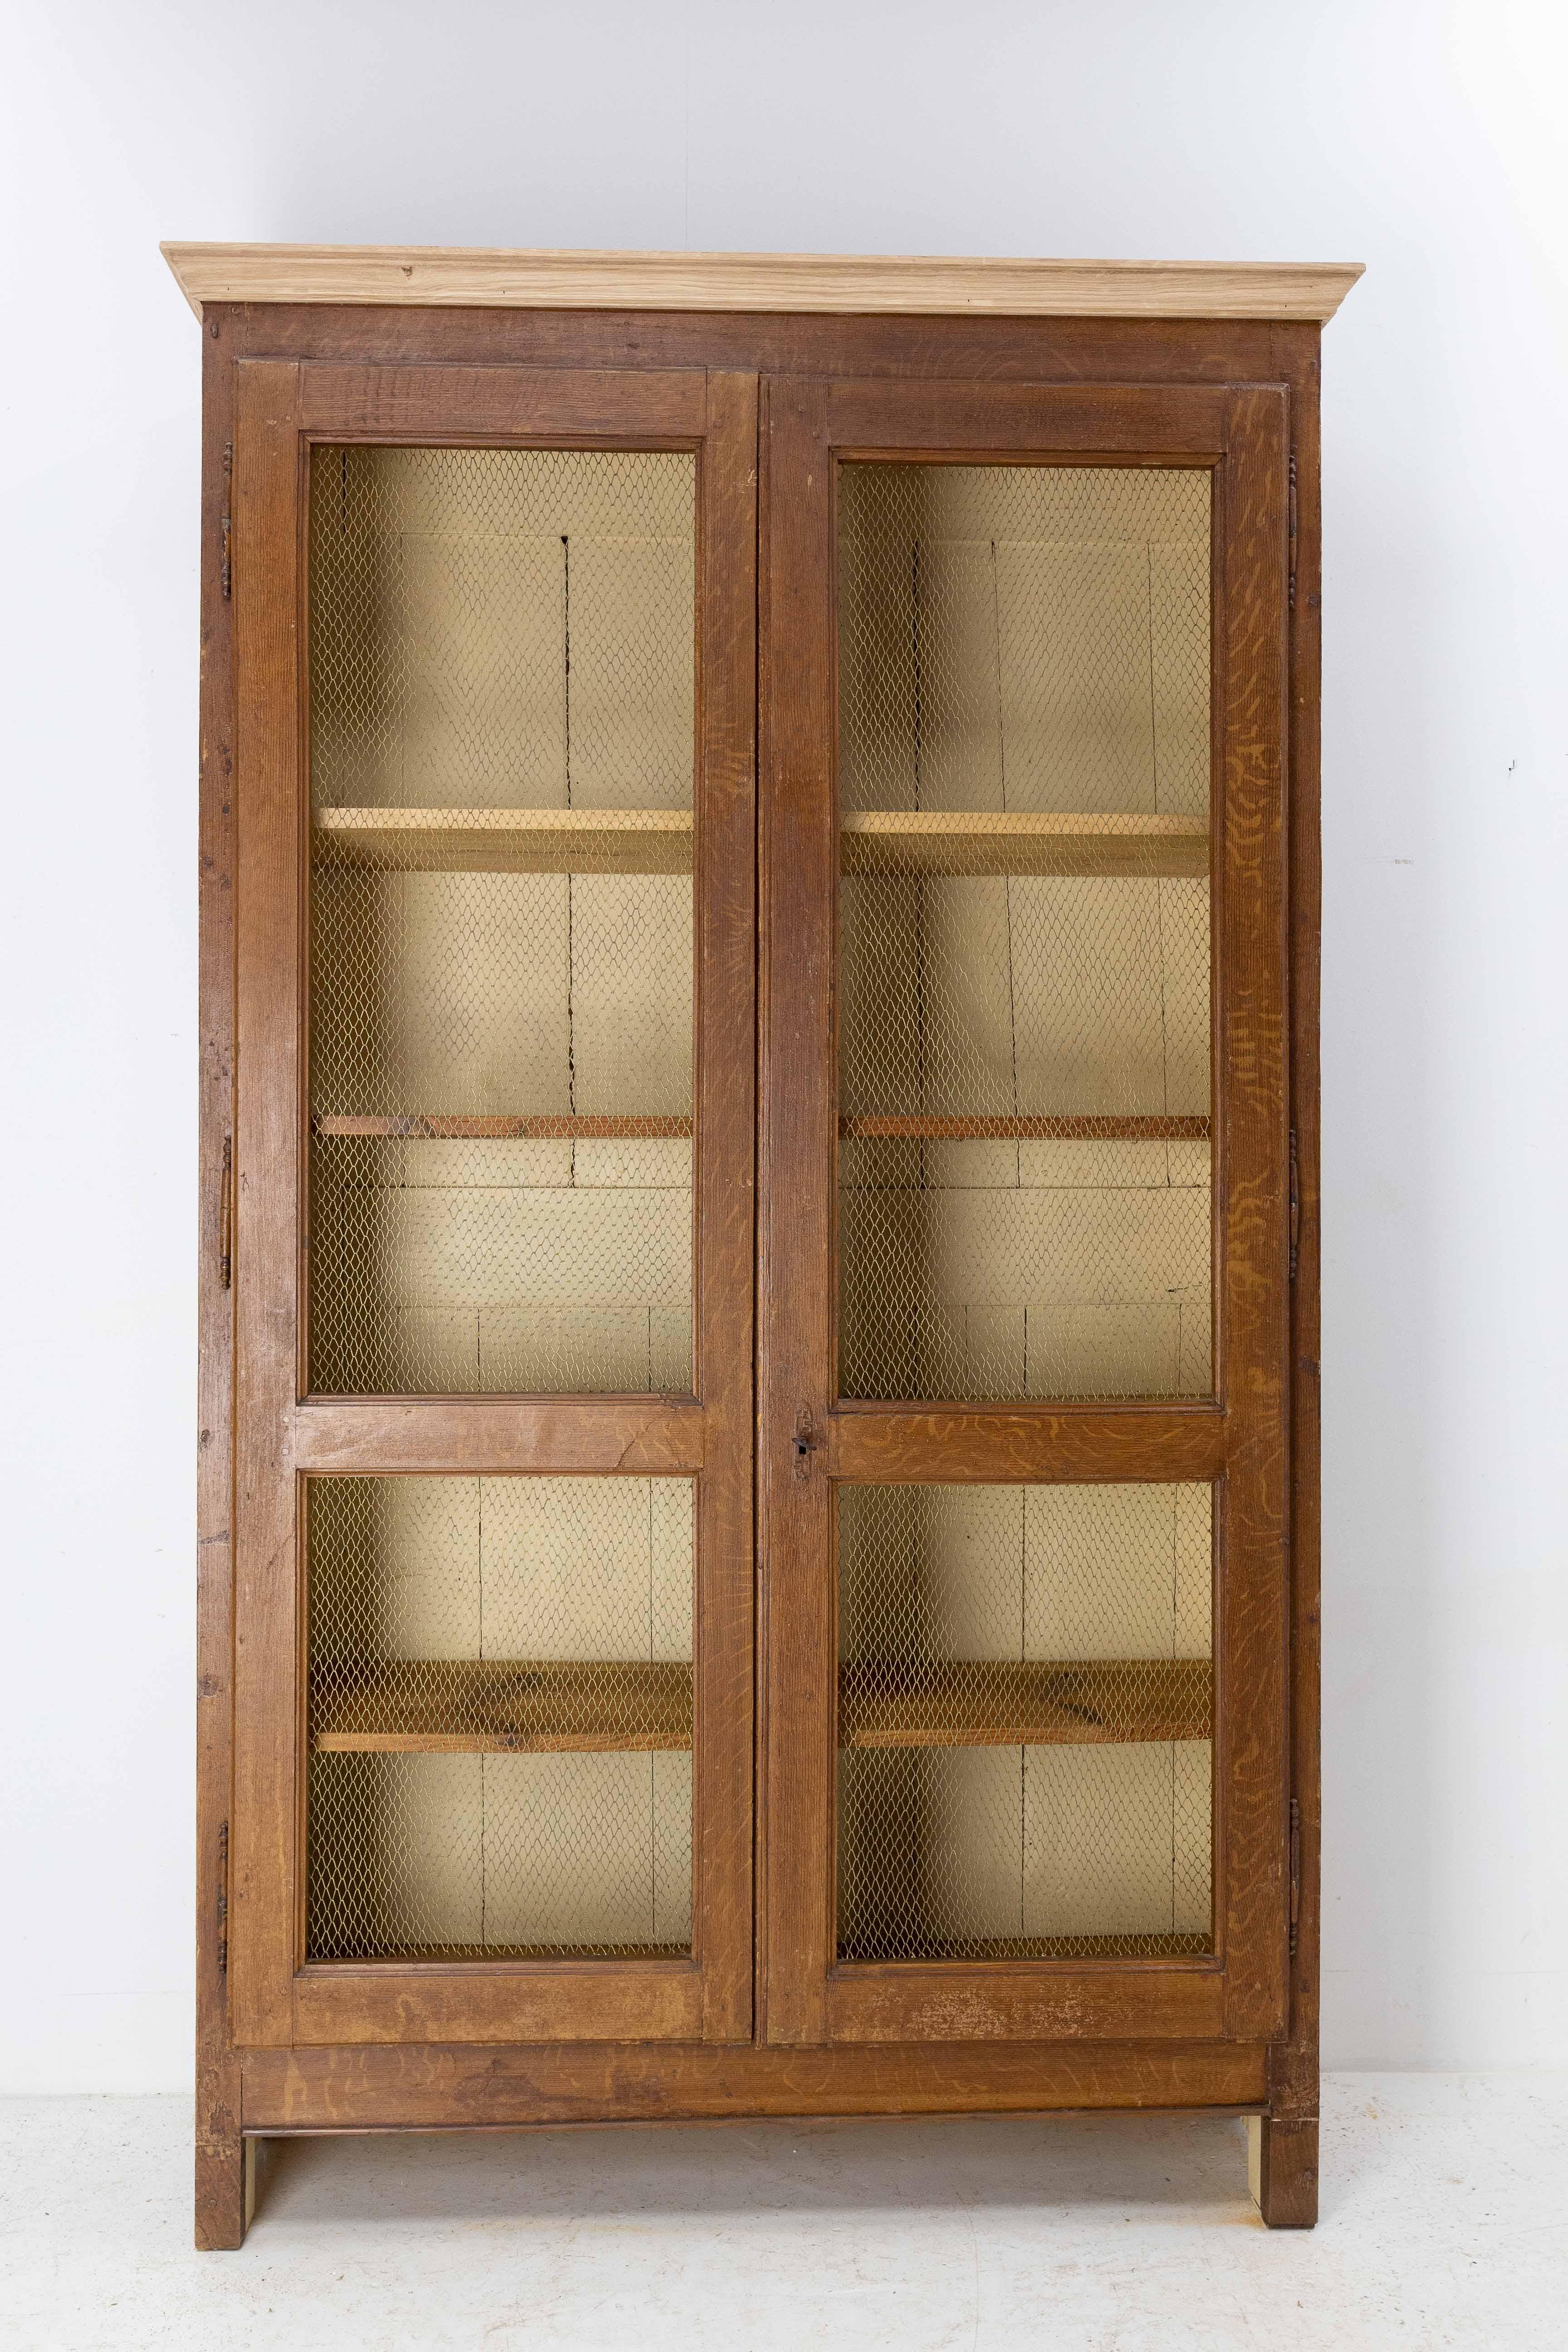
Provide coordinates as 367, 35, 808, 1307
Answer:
219, 1135, 233, 1289
1289, 1127, 1300, 1281
1288, 1796, 1301, 1958
220, 442, 233, 598
1287, 448, 1298, 612
216, 1819, 230, 1976
792, 1406, 823, 1483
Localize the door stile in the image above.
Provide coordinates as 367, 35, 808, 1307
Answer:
692, 371, 760, 2041
758, 375, 1292, 2047
757, 377, 838, 2045
232, 360, 306, 2047
230, 359, 757, 2049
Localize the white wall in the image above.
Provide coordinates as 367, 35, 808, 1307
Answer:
2, 0, 1564, 2090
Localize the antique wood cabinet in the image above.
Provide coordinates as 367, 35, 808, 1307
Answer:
167, 243, 1359, 2248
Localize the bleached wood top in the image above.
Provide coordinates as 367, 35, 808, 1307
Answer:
162, 243, 1362, 323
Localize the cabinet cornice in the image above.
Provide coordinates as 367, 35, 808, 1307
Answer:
162, 242, 1363, 324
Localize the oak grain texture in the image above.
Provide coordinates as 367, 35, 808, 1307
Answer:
290, 1398, 706, 1473
838, 1114, 1210, 1142
762, 368, 1294, 2057
225, 357, 758, 2058
1252, 2115, 1320, 2227
824, 1966, 1225, 2045
220, 307, 1290, 387
313, 1115, 694, 1140
292, 1965, 703, 2048
826, 1410, 1228, 1486
310, 1643, 1207, 1767
197, 293, 1322, 2206
311, 1658, 695, 1752
195, 316, 245, 2251
240, 2037, 1270, 2129
760, 371, 1274, 2053
164, 243, 1362, 324
298, 362, 705, 441
757, 378, 838, 2046
1213, 387, 1292, 2043
314, 805, 694, 874
1269, 319, 1323, 2151
838, 808, 1209, 877
838, 1657, 1212, 1749
828, 377, 1230, 457
230, 360, 306, 2051
690, 370, 760, 2043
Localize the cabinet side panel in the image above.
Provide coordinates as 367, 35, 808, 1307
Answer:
196, 314, 244, 2247
1215, 387, 1291, 2040
1274, 319, 1323, 2129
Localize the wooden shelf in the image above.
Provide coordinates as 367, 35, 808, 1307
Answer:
839, 1658, 1212, 1749
314, 806, 694, 874
313, 1112, 692, 1141
313, 1111, 1196, 1143
312, 1656, 1210, 1756
841, 810, 1210, 877
312, 806, 1208, 879
313, 1660, 694, 1754
840, 1114, 1209, 1142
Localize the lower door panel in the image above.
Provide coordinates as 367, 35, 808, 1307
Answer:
306, 1473, 697, 1968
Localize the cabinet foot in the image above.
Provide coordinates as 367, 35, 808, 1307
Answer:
1247, 2115, 1318, 2228
195, 2129, 255, 2251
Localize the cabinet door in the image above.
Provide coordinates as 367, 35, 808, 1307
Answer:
760, 376, 1289, 2045
230, 360, 755, 2047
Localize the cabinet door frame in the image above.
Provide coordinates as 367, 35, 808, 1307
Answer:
758, 373, 1290, 2047
229, 358, 758, 2048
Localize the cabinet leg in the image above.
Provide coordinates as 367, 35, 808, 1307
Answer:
195, 2127, 255, 2251
1247, 2115, 1318, 2228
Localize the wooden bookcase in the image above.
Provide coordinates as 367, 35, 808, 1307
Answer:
168, 243, 1359, 2247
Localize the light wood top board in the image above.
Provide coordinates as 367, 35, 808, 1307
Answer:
162, 243, 1362, 323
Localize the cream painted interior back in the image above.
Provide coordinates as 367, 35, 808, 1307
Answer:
837, 464, 1213, 1401
307, 1475, 695, 1957
307, 447, 697, 1396
838, 1482, 1214, 1955
305, 451, 1218, 1970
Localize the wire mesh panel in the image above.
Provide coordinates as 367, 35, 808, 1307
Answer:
306, 1474, 695, 1961
837, 465, 1212, 1400
308, 447, 696, 1394
837, 1481, 1213, 1962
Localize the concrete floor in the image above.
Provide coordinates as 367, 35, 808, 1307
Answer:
1, 2074, 1562, 2349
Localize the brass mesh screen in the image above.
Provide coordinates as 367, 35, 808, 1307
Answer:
837, 465, 1212, 1401
306, 1474, 694, 1961
837, 1482, 1213, 1962
308, 447, 696, 1396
